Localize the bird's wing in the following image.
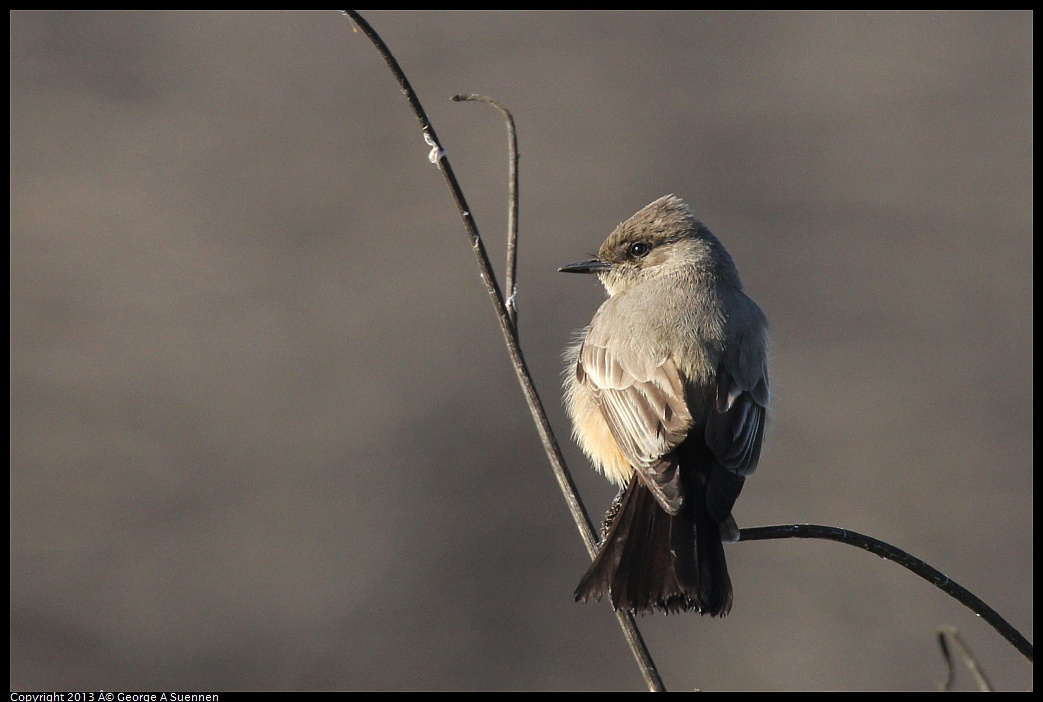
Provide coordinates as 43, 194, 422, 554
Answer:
705, 348, 768, 476
578, 338, 693, 515
703, 345, 769, 527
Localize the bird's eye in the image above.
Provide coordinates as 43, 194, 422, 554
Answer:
628, 242, 651, 258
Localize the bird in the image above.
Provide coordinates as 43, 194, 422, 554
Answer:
560, 194, 769, 616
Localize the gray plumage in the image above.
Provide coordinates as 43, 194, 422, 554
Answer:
561, 195, 769, 615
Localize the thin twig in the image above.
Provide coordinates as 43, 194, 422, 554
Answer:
740, 524, 1033, 664
937, 627, 994, 692
343, 10, 666, 692
451, 94, 519, 332
937, 629, 958, 692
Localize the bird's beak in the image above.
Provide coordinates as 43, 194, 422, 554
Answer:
559, 259, 612, 274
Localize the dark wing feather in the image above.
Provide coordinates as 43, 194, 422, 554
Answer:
704, 354, 769, 527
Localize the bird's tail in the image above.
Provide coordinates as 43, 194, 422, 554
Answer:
574, 477, 732, 616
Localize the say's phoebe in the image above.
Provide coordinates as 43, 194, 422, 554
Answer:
561, 195, 769, 616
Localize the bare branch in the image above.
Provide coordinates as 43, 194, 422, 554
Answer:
741, 524, 1033, 664
937, 627, 994, 692
343, 10, 666, 692
452, 94, 520, 332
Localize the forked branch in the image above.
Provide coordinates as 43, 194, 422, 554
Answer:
343, 9, 666, 692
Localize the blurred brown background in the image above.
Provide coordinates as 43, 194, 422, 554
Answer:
10, 10, 1032, 691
